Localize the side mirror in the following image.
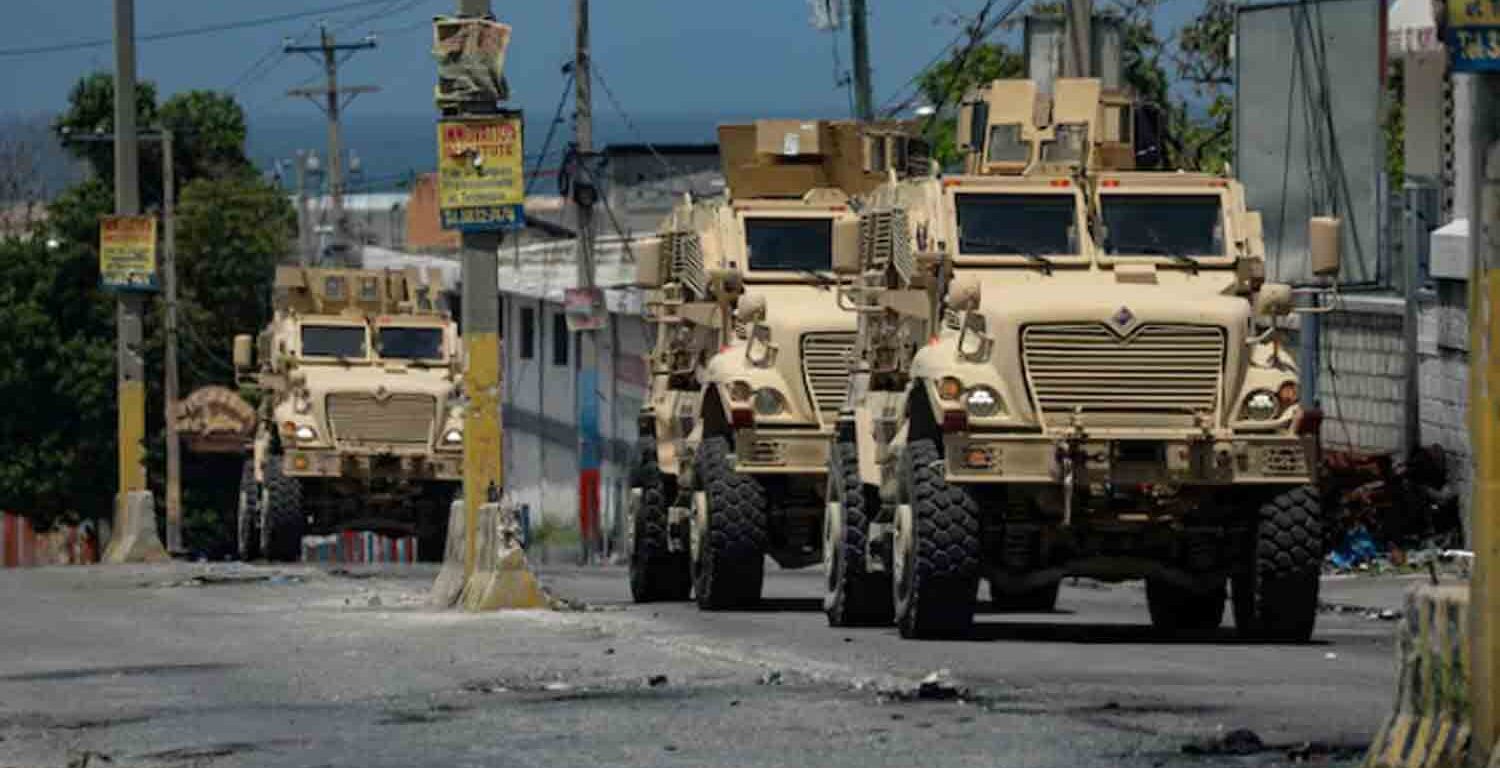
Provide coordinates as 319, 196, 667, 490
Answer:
947, 275, 982, 312
708, 268, 743, 295
637, 239, 669, 288
1255, 283, 1294, 317
233, 334, 254, 371
735, 293, 768, 324
1309, 216, 1341, 278
831, 219, 861, 275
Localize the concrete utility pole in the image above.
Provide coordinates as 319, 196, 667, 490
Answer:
162, 128, 181, 554
113, 0, 149, 537
573, 0, 603, 562
453, 0, 505, 580
1470, 72, 1500, 768
295, 150, 311, 265
286, 26, 378, 260
849, 0, 874, 121
1065, 0, 1092, 78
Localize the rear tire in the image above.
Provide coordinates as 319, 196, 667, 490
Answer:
236, 458, 260, 562
824, 437, 894, 627
260, 458, 305, 563
693, 436, 768, 610
1146, 578, 1226, 636
895, 439, 981, 639
1233, 486, 1323, 642
629, 437, 692, 602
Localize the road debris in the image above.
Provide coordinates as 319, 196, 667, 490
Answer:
646, 674, 668, 688
877, 670, 971, 703
759, 670, 783, 686
1181, 727, 1264, 755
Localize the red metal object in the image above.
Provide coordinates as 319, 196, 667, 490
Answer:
940, 409, 969, 433
730, 408, 755, 428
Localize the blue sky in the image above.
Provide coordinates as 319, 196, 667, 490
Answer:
0, 1, 1031, 121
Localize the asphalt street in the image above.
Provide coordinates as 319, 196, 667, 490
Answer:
0, 562, 1421, 768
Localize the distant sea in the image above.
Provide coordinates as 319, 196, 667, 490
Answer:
246, 111, 810, 194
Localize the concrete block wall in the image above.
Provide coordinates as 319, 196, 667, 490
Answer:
1307, 297, 1408, 455
1418, 279, 1472, 538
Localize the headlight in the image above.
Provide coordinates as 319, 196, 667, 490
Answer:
962, 385, 1004, 418
294, 425, 318, 442
443, 428, 463, 445
1242, 390, 1279, 421
751, 387, 786, 416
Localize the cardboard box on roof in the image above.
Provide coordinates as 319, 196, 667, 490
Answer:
754, 120, 826, 157
719, 120, 927, 200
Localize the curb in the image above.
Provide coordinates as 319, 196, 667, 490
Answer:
428, 499, 468, 608
1364, 583, 1472, 768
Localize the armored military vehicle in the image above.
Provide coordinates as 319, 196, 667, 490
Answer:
628, 119, 925, 610
827, 78, 1337, 640
233, 266, 465, 561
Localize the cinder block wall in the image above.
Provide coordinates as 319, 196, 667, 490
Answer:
1295, 297, 1407, 455
1419, 280, 1472, 540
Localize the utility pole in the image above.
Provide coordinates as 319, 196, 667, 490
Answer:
295, 150, 311, 265
286, 25, 378, 260
849, 0, 874, 121
1469, 71, 1500, 768
1065, 0, 1092, 78
113, 0, 150, 546
573, 0, 603, 563
162, 128, 181, 554
450, 0, 505, 581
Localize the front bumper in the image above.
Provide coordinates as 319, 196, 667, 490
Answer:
282, 448, 463, 481
941, 431, 1313, 485
732, 427, 832, 475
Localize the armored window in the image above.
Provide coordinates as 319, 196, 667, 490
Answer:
955, 194, 1076, 257
552, 312, 569, 366
323, 276, 346, 300
985, 124, 1027, 164
866, 135, 888, 172
744, 217, 833, 272
359, 277, 379, 301
520, 307, 536, 360
1100, 194, 1225, 258
376, 327, 443, 361
300, 325, 366, 358
1041, 123, 1089, 164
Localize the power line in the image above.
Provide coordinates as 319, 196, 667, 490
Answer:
528, 73, 576, 195
0, 0, 399, 58
592, 62, 690, 183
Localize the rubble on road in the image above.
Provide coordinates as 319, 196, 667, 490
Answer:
1180, 727, 1265, 755
876, 670, 972, 704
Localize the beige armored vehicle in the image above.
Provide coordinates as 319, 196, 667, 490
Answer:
233, 266, 465, 561
628, 120, 924, 609
828, 78, 1335, 639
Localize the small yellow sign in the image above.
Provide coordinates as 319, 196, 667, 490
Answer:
436, 115, 525, 232
99, 215, 158, 291
1450, 0, 1500, 27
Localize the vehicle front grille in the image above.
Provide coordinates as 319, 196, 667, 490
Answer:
326, 393, 436, 446
1021, 324, 1226, 423
801, 332, 857, 415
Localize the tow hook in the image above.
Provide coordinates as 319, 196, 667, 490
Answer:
1055, 409, 1089, 528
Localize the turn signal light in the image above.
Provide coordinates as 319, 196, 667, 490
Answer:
940, 409, 969, 433
730, 408, 755, 428
937, 377, 963, 401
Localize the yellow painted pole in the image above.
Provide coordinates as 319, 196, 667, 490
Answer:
462, 327, 502, 578
1469, 89, 1500, 762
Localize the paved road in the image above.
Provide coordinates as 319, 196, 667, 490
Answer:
0, 562, 1418, 768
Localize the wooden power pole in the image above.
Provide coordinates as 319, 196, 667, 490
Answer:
849, 0, 874, 121
573, 0, 603, 562
285, 26, 378, 261
162, 128, 181, 554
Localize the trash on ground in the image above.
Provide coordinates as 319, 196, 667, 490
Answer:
1181, 728, 1265, 755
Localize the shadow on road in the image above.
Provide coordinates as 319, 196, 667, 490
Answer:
966, 620, 1330, 647
746, 597, 824, 613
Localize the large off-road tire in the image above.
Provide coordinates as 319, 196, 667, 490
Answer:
824, 438, 894, 627
629, 437, 692, 602
236, 458, 260, 562
1146, 578, 1226, 636
1232, 486, 1323, 642
259, 458, 305, 563
693, 436, 768, 610
895, 439, 981, 639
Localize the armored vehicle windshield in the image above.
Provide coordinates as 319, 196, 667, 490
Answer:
376, 326, 445, 361
744, 217, 834, 273
301, 324, 367, 359
954, 193, 1076, 257
1100, 193, 1225, 259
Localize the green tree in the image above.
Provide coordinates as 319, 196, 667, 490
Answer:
159, 91, 252, 183
917, 42, 1026, 166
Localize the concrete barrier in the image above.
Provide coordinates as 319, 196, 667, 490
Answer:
1365, 584, 1472, 768
459, 500, 548, 611
102, 491, 168, 564
428, 499, 468, 608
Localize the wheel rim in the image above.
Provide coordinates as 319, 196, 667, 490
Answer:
624, 488, 642, 560
892, 503, 914, 609
689, 490, 707, 566
823, 498, 844, 595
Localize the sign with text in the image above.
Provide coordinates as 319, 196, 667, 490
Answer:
564, 287, 607, 332
436, 115, 525, 232
98, 215, 158, 292
1448, 0, 1500, 71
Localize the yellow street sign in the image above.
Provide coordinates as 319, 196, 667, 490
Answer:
436, 115, 525, 232
99, 215, 158, 292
